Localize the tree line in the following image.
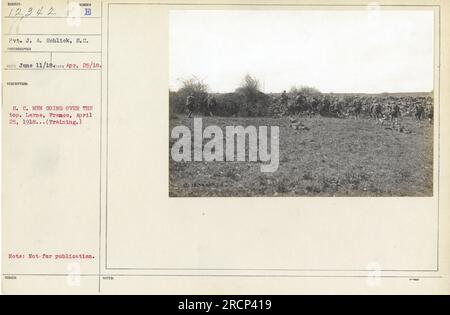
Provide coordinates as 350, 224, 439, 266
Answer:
169, 74, 320, 118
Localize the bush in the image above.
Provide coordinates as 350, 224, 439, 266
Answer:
170, 76, 209, 115
289, 85, 321, 96
234, 74, 270, 116
213, 93, 240, 116
169, 74, 271, 117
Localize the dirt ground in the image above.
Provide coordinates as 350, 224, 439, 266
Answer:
169, 115, 433, 197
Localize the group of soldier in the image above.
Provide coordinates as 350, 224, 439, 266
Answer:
186, 94, 217, 118
277, 91, 433, 123
184, 91, 433, 123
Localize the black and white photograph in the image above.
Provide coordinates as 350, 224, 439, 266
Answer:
169, 9, 435, 197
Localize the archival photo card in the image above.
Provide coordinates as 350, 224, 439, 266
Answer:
2, 0, 449, 295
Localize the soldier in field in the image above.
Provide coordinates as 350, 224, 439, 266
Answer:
426, 105, 433, 124
186, 94, 195, 118
374, 102, 383, 123
390, 103, 401, 124
207, 95, 217, 117
415, 103, 425, 120
280, 90, 288, 112
294, 93, 307, 115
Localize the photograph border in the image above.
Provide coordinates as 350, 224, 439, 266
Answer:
104, 2, 441, 275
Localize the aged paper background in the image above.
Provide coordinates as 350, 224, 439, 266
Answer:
2, 0, 450, 294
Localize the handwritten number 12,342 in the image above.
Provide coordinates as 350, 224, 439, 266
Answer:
8, 7, 56, 17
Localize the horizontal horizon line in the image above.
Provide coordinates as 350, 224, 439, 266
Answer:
170, 89, 433, 95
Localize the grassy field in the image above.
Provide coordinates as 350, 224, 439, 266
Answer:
169, 115, 433, 197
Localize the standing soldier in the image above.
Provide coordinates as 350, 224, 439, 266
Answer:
310, 95, 319, 115
426, 105, 433, 124
295, 93, 307, 115
334, 97, 344, 118
354, 97, 363, 119
320, 95, 331, 116
305, 95, 314, 116
207, 95, 217, 117
186, 94, 195, 118
370, 101, 379, 120
415, 103, 425, 120
390, 103, 401, 124
374, 102, 383, 122
280, 90, 288, 111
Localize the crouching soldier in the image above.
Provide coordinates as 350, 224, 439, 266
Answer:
186, 94, 195, 118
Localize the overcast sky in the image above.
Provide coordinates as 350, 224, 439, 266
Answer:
169, 9, 434, 93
